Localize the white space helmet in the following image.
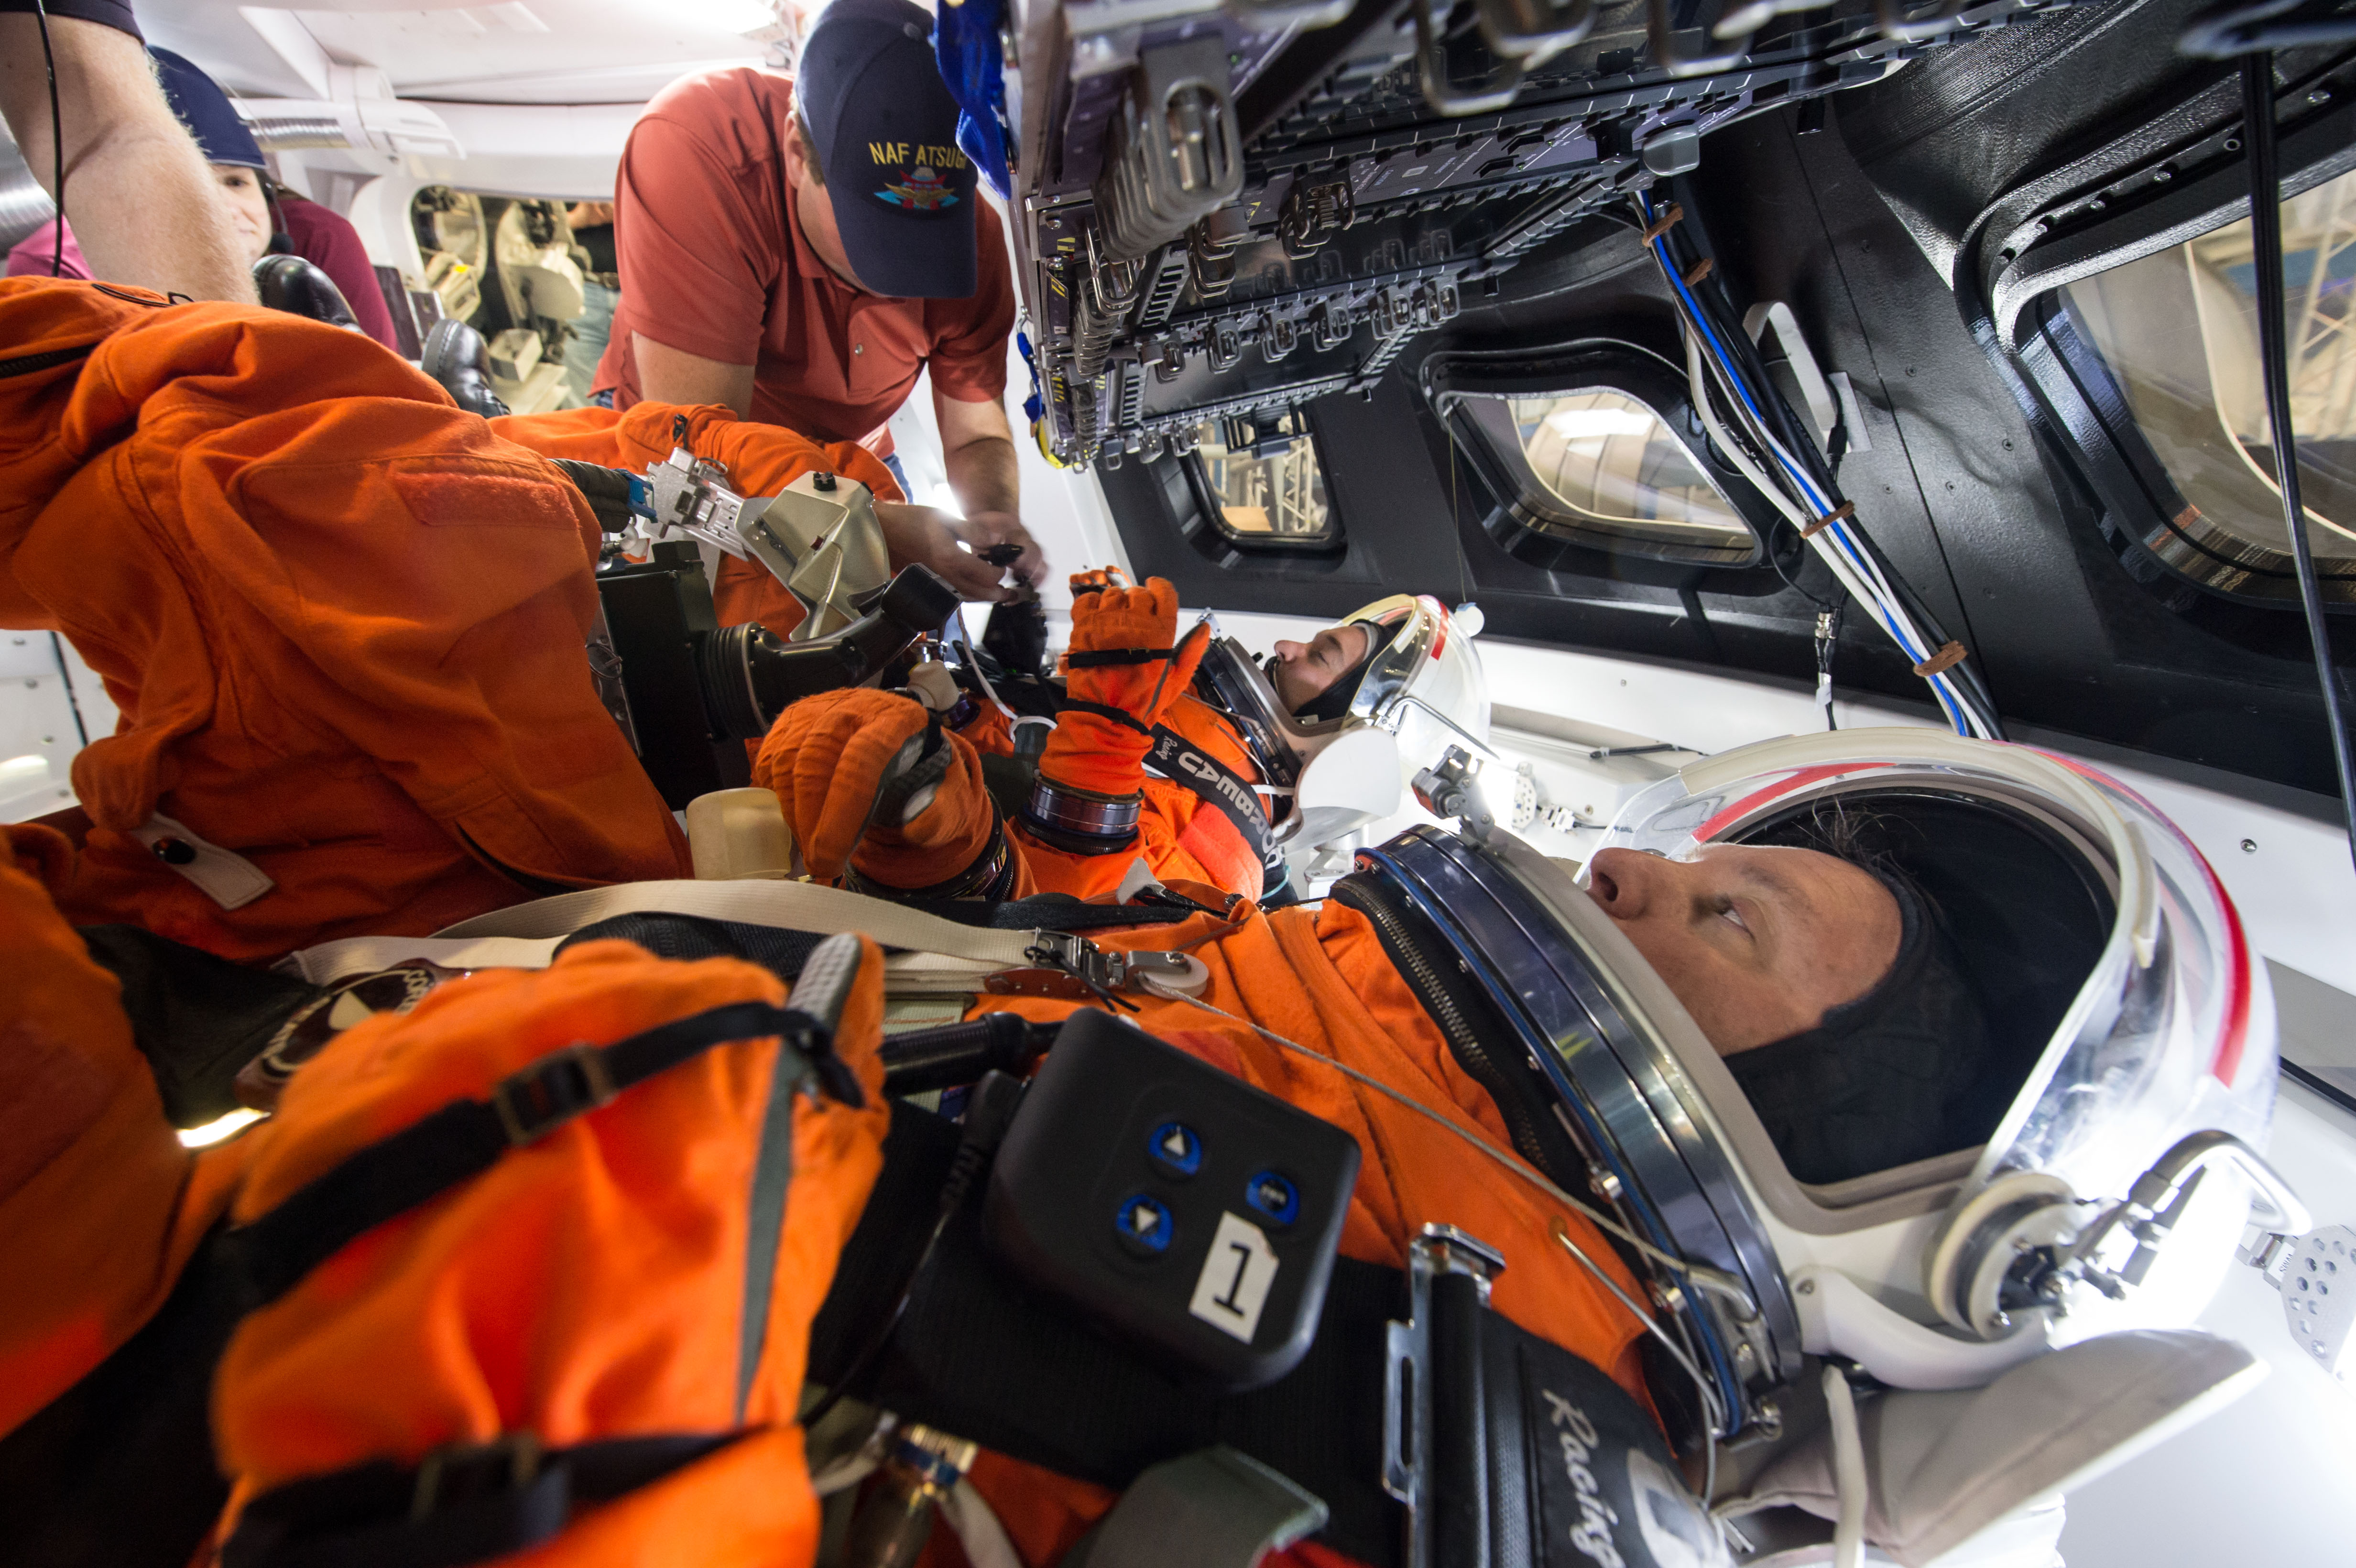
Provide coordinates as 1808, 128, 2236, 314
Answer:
1194, 593, 1492, 848
1346, 730, 2295, 1451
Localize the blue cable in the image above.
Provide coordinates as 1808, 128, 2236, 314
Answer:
1643, 194, 1977, 734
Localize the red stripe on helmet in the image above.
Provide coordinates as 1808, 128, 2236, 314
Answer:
1692, 762, 1896, 843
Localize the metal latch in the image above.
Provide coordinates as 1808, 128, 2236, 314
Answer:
984, 930, 1209, 1000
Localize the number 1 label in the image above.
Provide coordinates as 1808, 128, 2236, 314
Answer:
1189, 1211, 1279, 1343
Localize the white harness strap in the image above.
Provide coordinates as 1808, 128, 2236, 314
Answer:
286, 880, 1038, 990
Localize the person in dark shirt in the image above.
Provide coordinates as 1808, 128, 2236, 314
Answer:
562, 199, 619, 404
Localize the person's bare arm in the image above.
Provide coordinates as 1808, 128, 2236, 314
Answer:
633, 333, 757, 420
0, 15, 253, 302
935, 388, 1045, 590
875, 501, 1018, 601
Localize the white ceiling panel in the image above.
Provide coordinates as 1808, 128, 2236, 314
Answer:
146, 1, 777, 106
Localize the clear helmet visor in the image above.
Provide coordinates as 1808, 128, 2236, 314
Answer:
1591, 730, 2276, 1208
1351, 728, 2282, 1431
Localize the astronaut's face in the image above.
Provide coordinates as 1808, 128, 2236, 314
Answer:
1267, 623, 1370, 715
1583, 843, 1902, 1055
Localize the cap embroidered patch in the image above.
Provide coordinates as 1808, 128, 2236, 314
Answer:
876, 165, 960, 211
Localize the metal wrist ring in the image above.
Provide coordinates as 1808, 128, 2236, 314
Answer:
1022, 777, 1143, 840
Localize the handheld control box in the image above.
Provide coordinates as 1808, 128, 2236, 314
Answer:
982, 1010, 1360, 1392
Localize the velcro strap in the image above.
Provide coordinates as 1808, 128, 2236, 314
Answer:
226, 998, 857, 1311
1055, 696, 1156, 739
220, 1431, 743, 1568
1066, 647, 1178, 669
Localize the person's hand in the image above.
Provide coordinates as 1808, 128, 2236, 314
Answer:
567, 200, 615, 229
1064, 574, 1207, 729
752, 688, 996, 888
1038, 574, 1209, 795
949, 510, 1046, 593
875, 501, 1020, 602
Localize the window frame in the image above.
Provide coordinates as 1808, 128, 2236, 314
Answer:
1422, 341, 1778, 570
1959, 65, 2356, 616
1173, 406, 1349, 560
2021, 279, 2356, 610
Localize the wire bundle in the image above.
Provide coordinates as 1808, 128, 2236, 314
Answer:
1636, 191, 2005, 740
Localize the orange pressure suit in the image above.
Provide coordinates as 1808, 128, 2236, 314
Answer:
0, 808, 1649, 1568
0, 278, 687, 961
945, 899, 1655, 1566
491, 400, 905, 639
754, 573, 1278, 904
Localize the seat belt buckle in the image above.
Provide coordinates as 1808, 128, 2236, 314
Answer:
410, 1431, 543, 1521
493, 1044, 618, 1144
987, 932, 1210, 1001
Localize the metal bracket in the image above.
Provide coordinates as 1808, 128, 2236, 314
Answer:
1383, 1225, 1506, 1568
986, 931, 1209, 999
2264, 1223, 2356, 1383
638, 446, 752, 561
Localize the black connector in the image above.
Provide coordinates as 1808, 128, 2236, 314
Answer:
880, 1013, 1058, 1097
698, 565, 962, 740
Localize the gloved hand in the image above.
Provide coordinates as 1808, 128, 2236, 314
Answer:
753, 688, 999, 890
1040, 572, 1210, 796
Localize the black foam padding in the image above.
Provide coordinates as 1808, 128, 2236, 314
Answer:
76, 925, 320, 1128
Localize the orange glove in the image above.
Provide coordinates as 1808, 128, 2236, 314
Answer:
1040, 574, 1210, 797
753, 688, 1005, 892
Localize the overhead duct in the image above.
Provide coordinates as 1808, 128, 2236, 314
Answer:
241, 112, 355, 152
233, 66, 464, 161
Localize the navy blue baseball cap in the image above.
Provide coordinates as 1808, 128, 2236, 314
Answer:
796, 0, 978, 300
150, 48, 269, 171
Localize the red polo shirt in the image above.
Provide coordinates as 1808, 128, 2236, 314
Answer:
596, 67, 1014, 448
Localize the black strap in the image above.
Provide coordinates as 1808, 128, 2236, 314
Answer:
220, 1431, 744, 1568
1055, 695, 1156, 739
1142, 723, 1274, 867
226, 1001, 856, 1311
1064, 647, 1177, 668
809, 1104, 1403, 1568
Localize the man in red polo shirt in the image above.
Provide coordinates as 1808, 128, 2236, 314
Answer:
598, 0, 1040, 601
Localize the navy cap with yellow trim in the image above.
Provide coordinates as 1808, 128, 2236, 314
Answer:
797, 0, 979, 300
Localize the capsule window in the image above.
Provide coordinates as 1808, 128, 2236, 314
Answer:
1437, 378, 1762, 567
1185, 411, 1340, 550
2049, 165, 2356, 599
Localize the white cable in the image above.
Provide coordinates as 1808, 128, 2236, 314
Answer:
953, 621, 1018, 720
1823, 1363, 1867, 1568
1551, 1223, 1725, 1510
1682, 322, 1991, 739
1655, 220, 1995, 738
1138, 979, 1755, 1302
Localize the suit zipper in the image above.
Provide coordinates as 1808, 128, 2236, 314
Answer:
1340, 879, 1554, 1172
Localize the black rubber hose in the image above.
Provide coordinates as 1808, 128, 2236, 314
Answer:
880, 1013, 1056, 1097
548, 458, 643, 534
2242, 52, 2356, 871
